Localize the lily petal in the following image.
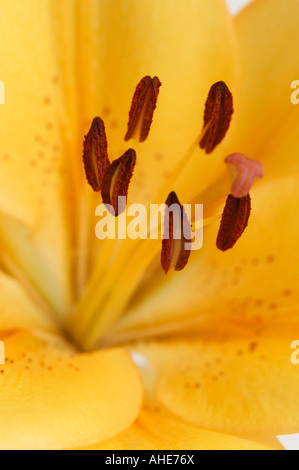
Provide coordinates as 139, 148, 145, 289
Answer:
0, 0, 69, 226
0, 0, 74, 311
0, 270, 55, 332
0, 331, 142, 450
84, 403, 282, 450
229, 0, 299, 179
134, 330, 299, 441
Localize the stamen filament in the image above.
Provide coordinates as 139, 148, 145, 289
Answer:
71, 237, 162, 349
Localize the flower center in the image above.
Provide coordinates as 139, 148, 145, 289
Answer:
71, 76, 264, 350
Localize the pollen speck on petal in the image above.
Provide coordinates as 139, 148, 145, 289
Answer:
217, 194, 251, 252
83, 117, 110, 192
125, 76, 162, 143
225, 153, 264, 198
200, 81, 233, 154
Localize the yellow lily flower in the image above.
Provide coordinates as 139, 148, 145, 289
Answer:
0, 0, 298, 450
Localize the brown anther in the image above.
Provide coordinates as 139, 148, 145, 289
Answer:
161, 192, 191, 274
83, 117, 110, 191
217, 194, 251, 252
101, 148, 136, 217
200, 81, 233, 154
125, 76, 162, 143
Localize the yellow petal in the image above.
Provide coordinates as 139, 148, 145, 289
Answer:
0, 0, 74, 311
0, 331, 142, 450
0, 0, 68, 226
0, 212, 71, 316
228, 0, 299, 179
110, 175, 299, 340
0, 270, 56, 332
134, 330, 299, 441
84, 403, 282, 450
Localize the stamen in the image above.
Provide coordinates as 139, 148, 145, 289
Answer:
101, 148, 136, 217
161, 192, 191, 274
217, 194, 251, 251
200, 81, 233, 154
83, 117, 110, 191
125, 76, 162, 143
225, 153, 264, 198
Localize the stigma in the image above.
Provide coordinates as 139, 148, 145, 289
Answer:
225, 153, 264, 198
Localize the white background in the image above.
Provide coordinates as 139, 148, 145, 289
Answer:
225, 0, 252, 14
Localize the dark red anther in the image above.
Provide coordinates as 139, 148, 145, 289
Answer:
200, 81, 233, 154
217, 194, 251, 252
83, 117, 110, 191
125, 76, 162, 143
101, 149, 136, 217
161, 192, 191, 274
